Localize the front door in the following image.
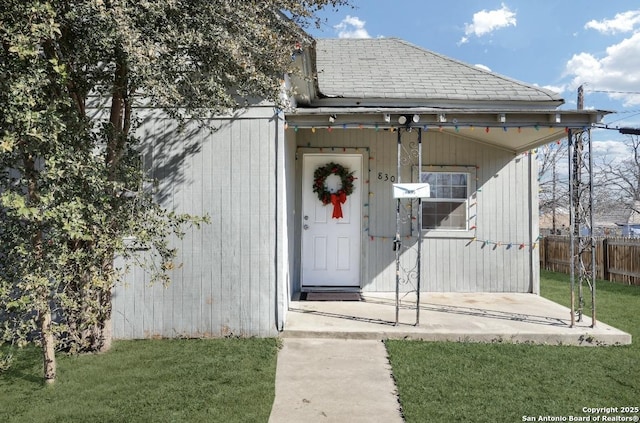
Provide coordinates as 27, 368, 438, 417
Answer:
301, 153, 362, 288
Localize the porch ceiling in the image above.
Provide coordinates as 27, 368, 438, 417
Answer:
285, 108, 610, 154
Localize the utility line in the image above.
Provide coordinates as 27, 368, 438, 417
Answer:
587, 89, 640, 95
605, 112, 640, 125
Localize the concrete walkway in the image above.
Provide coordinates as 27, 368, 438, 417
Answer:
268, 293, 631, 422
269, 338, 403, 423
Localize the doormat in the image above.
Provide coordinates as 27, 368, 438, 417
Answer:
301, 292, 362, 301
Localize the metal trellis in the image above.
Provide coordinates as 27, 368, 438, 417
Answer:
394, 127, 423, 325
568, 127, 596, 328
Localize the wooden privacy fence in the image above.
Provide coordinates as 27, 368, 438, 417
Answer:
540, 236, 640, 286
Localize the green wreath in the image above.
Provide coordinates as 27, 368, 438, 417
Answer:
313, 162, 356, 205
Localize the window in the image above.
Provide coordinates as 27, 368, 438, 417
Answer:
418, 166, 476, 235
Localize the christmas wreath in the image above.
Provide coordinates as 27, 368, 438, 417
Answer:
313, 162, 356, 219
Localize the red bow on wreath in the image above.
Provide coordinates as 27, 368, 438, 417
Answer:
330, 191, 347, 219
312, 162, 356, 220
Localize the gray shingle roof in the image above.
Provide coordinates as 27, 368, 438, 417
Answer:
314, 38, 563, 105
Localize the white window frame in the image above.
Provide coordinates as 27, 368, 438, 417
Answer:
416, 165, 477, 238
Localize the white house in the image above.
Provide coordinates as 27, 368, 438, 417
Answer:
112, 38, 605, 338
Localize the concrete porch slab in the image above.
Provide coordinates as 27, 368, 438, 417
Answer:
282, 293, 631, 346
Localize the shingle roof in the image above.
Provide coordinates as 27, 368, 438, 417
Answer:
314, 38, 563, 106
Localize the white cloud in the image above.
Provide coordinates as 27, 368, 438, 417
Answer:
585, 10, 640, 34
474, 64, 492, 72
564, 32, 640, 106
460, 3, 516, 44
541, 84, 566, 95
334, 15, 371, 39
592, 140, 631, 165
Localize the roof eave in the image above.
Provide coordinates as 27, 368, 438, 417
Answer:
302, 96, 566, 110
285, 108, 611, 154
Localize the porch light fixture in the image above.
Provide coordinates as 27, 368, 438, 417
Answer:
398, 114, 420, 127
550, 113, 561, 124
383, 113, 391, 123
498, 113, 506, 123
329, 114, 337, 123
438, 113, 447, 123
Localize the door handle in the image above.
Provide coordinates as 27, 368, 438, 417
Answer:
303, 224, 309, 230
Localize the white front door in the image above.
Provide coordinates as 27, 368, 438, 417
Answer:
301, 154, 362, 288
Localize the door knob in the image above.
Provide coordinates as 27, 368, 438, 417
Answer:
303, 224, 309, 230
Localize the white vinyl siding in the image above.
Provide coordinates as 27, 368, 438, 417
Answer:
296, 127, 537, 293
112, 106, 280, 339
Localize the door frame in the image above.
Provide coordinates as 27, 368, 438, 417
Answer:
296, 148, 369, 292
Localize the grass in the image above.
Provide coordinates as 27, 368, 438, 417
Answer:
1, 272, 637, 422
386, 270, 640, 423
0, 338, 279, 423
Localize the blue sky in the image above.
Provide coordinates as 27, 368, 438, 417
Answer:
309, 1, 640, 156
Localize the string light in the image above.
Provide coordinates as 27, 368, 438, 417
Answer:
294, 122, 587, 132
299, 123, 565, 250
460, 238, 542, 249
392, 183, 539, 250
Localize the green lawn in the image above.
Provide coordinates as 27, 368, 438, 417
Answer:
386, 270, 640, 423
2, 272, 638, 423
0, 338, 279, 423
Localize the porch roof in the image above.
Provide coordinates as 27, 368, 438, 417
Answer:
285, 107, 608, 154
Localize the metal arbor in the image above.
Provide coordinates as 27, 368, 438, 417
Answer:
568, 127, 596, 328
393, 127, 423, 326
390, 118, 598, 328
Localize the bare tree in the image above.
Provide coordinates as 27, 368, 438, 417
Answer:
538, 140, 569, 233
596, 135, 640, 215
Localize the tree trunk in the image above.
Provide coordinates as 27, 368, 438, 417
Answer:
24, 153, 57, 383
101, 314, 113, 352
98, 255, 114, 352
40, 303, 56, 384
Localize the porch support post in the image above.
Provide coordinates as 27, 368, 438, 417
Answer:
587, 128, 596, 328
568, 126, 597, 328
416, 128, 422, 325
568, 129, 576, 327
395, 129, 402, 326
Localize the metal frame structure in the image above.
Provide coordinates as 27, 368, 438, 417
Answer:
394, 127, 423, 325
568, 127, 596, 328
390, 120, 599, 329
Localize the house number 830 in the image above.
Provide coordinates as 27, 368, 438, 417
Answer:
378, 172, 396, 182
